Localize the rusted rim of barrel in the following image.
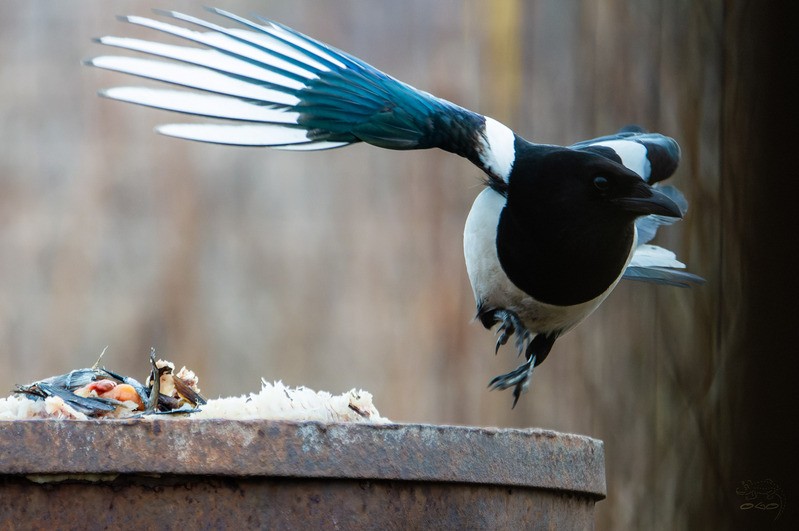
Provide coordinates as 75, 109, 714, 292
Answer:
0, 419, 606, 499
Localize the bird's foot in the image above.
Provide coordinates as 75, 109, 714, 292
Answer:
488, 354, 537, 408
486, 331, 559, 408
490, 309, 533, 357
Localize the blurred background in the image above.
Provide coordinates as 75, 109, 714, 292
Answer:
1, 0, 795, 529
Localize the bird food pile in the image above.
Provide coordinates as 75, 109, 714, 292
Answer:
0, 350, 388, 424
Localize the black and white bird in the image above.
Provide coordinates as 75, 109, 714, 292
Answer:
88, 9, 703, 406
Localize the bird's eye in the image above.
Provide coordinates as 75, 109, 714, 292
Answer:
593, 176, 609, 191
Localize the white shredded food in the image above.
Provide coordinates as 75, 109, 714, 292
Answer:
189, 380, 389, 423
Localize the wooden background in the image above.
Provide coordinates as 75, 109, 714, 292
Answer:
1, 1, 795, 528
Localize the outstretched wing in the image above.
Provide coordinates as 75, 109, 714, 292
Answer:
572, 127, 703, 287
88, 8, 516, 183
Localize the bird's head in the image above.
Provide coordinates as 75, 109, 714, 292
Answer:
507, 148, 683, 227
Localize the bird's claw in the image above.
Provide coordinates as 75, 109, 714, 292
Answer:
493, 310, 532, 357
488, 354, 536, 408
494, 322, 514, 354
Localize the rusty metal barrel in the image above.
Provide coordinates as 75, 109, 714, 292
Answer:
0, 420, 605, 528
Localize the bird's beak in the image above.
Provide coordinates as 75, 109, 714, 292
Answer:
612, 182, 683, 218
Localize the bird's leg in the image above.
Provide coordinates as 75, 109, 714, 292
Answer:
488, 332, 558, 408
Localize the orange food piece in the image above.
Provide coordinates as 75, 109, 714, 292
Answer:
73, 379, 144, 411
101, 383, 144, 410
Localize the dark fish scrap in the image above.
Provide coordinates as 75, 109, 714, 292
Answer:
13, 349, 206, 418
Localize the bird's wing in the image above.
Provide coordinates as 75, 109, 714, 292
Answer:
570, 126, 681, 184
87, 8, 516, 184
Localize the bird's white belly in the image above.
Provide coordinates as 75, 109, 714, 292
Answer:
463, 188, 633, 334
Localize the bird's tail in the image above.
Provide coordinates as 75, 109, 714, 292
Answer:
624, 244, 705, 287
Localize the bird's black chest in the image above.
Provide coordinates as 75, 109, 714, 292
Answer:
496, 206, 634, 306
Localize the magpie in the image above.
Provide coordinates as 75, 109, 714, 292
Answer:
88, 9, 703, 406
